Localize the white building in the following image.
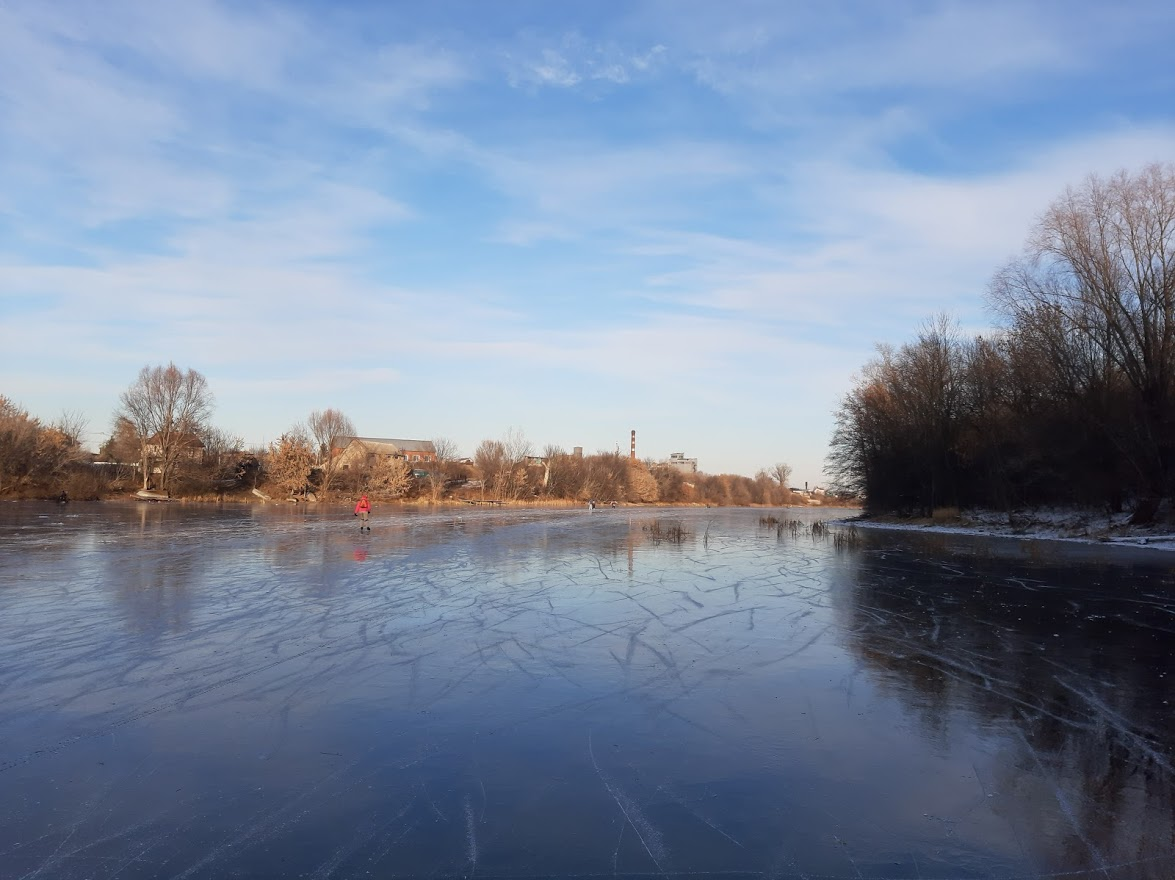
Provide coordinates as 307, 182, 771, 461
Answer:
661, 452, 698, 474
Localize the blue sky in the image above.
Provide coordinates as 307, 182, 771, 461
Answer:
2, 0, 1173, 485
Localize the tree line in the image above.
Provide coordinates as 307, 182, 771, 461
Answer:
0, 398, 89, 496
827, 163, 1175, 524
3, 367, 824, 506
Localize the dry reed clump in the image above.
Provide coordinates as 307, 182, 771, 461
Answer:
759, 515, 798, 538
760, 518, 830, 540
832, 525, 862, 551
641, 518, 688, 544
761, 515, 861, 549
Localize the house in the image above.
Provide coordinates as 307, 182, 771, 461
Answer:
144, 432, 205, 461
332, 437, 437, 470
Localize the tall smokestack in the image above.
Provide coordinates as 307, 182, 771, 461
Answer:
630, 430, 636, 461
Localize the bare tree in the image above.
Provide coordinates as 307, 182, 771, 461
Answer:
501, 428, 534, 499
117, 363, 213, 492
0, 396, 42, 494
423, 436, 460, 502
650, 463, 689, 503
52, 411, 88, 453
200, 426, 245, 486
721, 474, 753, 506
474, 439, 508, 498
544, 446, 585, 499
583, 451, 627, 503
365, 454, 412, 499
0, 399, 89, 495
472, 430, 534, 499
37, 412, 88, 479
626, 461, 659, 503
754, 469, 778, 505
201, 427, 243, 466
503, 427, 533, 463
306, 408, 355, 497
770, 462, 792, 490
900, 315, 968, 513
100, 417, 142, 483
826, 316, 969, 514
265, 430, 315, 499
990, 163, 1175, 520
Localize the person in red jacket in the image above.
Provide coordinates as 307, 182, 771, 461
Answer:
354, 494, 372, 531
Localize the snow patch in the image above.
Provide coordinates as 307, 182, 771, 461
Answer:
840, 507, 1175, 551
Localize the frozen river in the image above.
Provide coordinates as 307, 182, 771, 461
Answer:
1, 503, 1173, 879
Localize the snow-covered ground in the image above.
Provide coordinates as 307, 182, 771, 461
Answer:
841, 506, 1175, 549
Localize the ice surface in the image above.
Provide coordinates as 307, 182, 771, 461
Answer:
1, 502, 1173, 878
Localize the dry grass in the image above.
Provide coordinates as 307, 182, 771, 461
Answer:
641, 518, 688, 544
832, 525, 862, 551
758, 515, 862, 551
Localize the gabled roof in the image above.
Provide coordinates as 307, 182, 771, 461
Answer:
336, 436, 436, 454
146, 431, 205, 448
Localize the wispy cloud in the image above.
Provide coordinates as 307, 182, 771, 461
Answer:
504, 32, 668, 90
2, 0, 1173, 482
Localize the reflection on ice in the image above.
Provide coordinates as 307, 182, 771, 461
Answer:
0, 503, 1172, 878
834, 541, 1175, 877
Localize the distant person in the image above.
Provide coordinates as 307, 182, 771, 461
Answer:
354, 494, 371, 531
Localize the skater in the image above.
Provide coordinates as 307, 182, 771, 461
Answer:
354, 494, 371, 530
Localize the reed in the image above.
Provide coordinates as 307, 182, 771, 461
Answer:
641, 518, 688, 544
832, 525, 862, 551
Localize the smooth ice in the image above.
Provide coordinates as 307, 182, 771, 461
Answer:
1, 503, 1173, 879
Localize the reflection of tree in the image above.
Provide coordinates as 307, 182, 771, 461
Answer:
106, 535, 196, 636
833, 545, 1175, 876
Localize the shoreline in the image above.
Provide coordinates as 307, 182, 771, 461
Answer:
6, 494, 856, 514
838, 507, 1175, 551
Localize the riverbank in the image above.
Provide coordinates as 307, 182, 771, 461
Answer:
11, 491, 855, 512
840, 506, 1175, 550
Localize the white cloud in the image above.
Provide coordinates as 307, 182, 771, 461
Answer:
3, 0, 1174, 480
642, 0, 1175, 124
471, 140, 750, 241
629, 44, 667, 72
610, 125, 1175, 339
8, 0, 300, 89
504, 33, 669, 90
324, 43, 470, 120
0, 6, 182, 154
172, 182, 412, 265
531, 49, 582, 87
